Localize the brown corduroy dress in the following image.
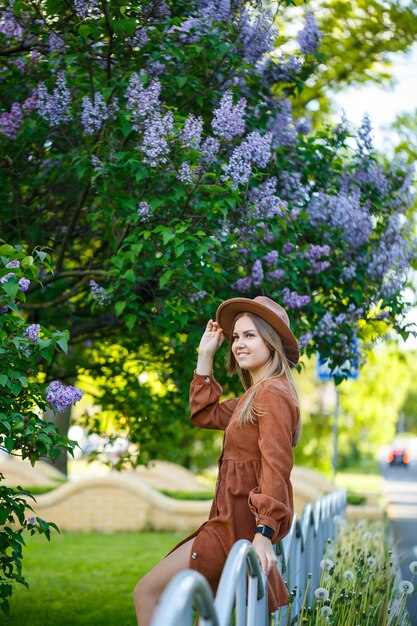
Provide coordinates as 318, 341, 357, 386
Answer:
169, 370, 300, 612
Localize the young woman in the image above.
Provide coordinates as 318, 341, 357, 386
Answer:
134, 296, 300, 626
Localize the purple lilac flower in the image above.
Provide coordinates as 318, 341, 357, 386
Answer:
125, 75, 161, 130
263, 250, 279, 267
367, 214, 414, 297
24, 324, 40, 342
0, 102, 23, 139
308, 188, 372, 250
27, 517, 37, 526
238, 248, 249, 255
81, 93, 109, 134
49, 32, 66, 53
6, 259, 20, 268
239, 8, 278, 63
197, 0, 231, 20
179, 114, 203, 148
250, 178, 287, 219
234, 277, 252, 293
278, 170, 308, 205
224, 132, 272, 188
267, 269, 285, 281
130, 27, 150, 49
200, 136, 220, 163
178, 162, 199, 184
13, 59, 26, 71
74, 0, 101, 19
18, 278, 30, 291
0, 272, 15, 283
298, 12, 322, 55
189, 290, 208, 303
344, 264, 356, 280
299, 332, 313, 348
170, 17, 206, 44
273, 55, 303, 82
269, 99, 296, 148
357, 113, 373, 153
142, 111, 174, 167
282, 242, 295, 255
89, 280, 110, 306
251, 259, 264, 287
91, 155, 104, 172
137, 201, 151, 221
304, 244, 331, 261
22, 90, 38, 114
296, 116, 312, 134
46, 380, 83, 413
36, 71, 72, 127
212, 91, 246, 141
282, 288, 310, 308
0, 10, 24, 40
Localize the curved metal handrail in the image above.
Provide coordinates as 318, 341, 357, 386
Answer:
149, 569, 219, 626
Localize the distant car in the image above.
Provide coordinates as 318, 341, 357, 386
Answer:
387, 448, 409, 466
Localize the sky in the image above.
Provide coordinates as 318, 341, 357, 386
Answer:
330, 43, 417, 151
329, 44, 417, 349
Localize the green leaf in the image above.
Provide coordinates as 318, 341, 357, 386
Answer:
79, 24, 92, 38
1, 281, 19, 299
0, 244, 15, 255
159, 269, 174, 288
115, 301, 127, 318
5, 436, 14, 453
21, 256, 34, 268
125, 314, 137, 330
56, 337, 68, 354
0, 375, 8, 386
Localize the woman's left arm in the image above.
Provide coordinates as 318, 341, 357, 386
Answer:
248, 383, 299, 550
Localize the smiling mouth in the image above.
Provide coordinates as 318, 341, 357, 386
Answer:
237, 353, 249, 357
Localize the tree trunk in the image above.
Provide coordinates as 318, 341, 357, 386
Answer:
42, 406, 72, 475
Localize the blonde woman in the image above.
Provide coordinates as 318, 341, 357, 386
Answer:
134, 296, 300, 626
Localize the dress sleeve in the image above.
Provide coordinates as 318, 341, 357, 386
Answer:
248, 381, 299, 543
190, 371, 239, 431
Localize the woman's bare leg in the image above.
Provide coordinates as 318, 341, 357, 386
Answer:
133, 538, 194, 626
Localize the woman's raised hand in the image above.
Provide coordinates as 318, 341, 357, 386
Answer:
198, 319, 225, 356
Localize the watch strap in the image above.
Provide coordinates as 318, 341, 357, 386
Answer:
254, 524, 274, 539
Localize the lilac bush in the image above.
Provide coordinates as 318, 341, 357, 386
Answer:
0, 0, 415, 472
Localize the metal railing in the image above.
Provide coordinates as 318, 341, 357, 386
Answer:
150, 490, 347, 626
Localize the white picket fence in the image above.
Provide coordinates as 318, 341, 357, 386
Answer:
150, 489, 347, 626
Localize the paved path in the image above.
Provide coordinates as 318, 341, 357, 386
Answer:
382, 461, 417, 625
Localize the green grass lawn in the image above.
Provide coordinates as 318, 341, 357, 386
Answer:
2, 531, 187, 626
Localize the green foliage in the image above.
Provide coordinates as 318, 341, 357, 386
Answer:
0, 243, 75, 613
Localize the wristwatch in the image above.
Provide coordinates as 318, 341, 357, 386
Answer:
254, 524, 274, 540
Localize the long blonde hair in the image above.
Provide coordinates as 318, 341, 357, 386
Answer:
227, 312, 301, 446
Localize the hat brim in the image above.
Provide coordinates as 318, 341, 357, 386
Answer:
216, 297, 299, 367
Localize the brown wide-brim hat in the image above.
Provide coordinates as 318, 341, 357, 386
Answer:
216, 296, 299, 367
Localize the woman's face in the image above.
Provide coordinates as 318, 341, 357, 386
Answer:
231, 315, 272, 382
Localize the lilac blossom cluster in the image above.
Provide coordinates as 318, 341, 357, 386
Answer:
262, 250, 279, 267
304, 244, 331, 274
179, 114, 203, 148
249, 178, 287, 219
0, 8, 24, 39
36, 71, 72, 127
49, 32, 66, 54
298, 332, 313, 348
89, 280, 110, 306
197, 0, 231, 21
74, 0, 101, 19
251, 259, 264, 287
234, 277, 252, 293
282, 288, 311, 308
308, 188, 373, 250
24, 324, 40, 342
298, 12, 322, 55
189, 290, 208, 302
239, 8, 278, 64
81, 93, 109, 134
212, 91, 246, 141
0, 102, 23, 139
200, 136, 220, 163
125, 75, 173, 166
314, 306, 363, 361
6, 259, 20, 268
137, 201, 151, 222
46, 380, 83, 413
267, 269, 285, 281
357, 113, 373, 154
0, 272, 15, 283
130, 27, 150, 49
278, 170, 309, 206
282, 242, 295, 255
178, 162, 199, 184
367, 214, 415, 297
224, 131, 272, 188
19, 277, 30, 291
269, 99, 297, 148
